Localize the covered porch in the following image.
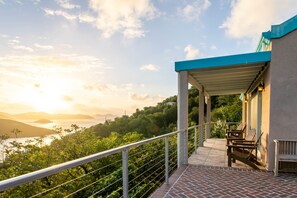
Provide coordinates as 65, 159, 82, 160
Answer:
176, 51, 271, 168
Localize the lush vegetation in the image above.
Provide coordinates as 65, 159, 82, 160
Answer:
0, 88, 242, 197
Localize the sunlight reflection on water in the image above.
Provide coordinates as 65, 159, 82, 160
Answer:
0, 118, 109, 161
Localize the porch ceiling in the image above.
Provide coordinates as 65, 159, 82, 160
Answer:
175, 51, 271, 96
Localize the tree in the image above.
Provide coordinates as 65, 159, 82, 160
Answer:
10, 128, 21, 138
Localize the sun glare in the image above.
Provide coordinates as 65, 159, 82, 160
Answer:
22, 79, 70, 113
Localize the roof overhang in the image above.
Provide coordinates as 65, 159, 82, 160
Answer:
175, 51, 271, 96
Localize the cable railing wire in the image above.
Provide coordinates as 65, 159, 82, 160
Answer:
139, 174, 166, 198
130, 164, 165, 198
128, 152, 165, 178
135, 166, 166, 198
88, 177, 123, 197
128, 154, 165, 188
29, 157, 122, 198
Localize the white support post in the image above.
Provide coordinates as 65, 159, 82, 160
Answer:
206, 96, 211, 139
199, 89, 205, 147
242, 95, 246, 127
177, 71, 188, 167
247, 94, 251, 133
165, 136, 169, 184
122, 149, 128, 198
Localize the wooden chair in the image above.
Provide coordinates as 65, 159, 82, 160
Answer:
226, 124, 246, 139
227, 133, 263, 169
226, 129, 256, 145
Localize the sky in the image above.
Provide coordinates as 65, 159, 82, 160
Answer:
0, 0, 296, 116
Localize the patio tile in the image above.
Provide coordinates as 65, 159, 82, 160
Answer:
151, 138, 297, 197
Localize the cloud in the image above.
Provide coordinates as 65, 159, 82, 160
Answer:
83, 85, 94, 90
12, 45, 34, 52
130, 93, 150, 101
43, 0, 159, 39
83, 83, 134, 93
0, 0, 5, 5
220, 0, 297, 39
178, 0, 211, 21
88, 0, 159, 38
56, 0, 80, 9
44, 8, 77, 21
34, 83, 41, 88
32, 0, 40, 4
140, 64, 159, 72
34, 43, 54, 50
9, 39, 20, 44
63, 95, 73, 102
8, 38, 34, 52
78, 13, 96, 23
0, 54, 106, 74
184, 44, 200, 60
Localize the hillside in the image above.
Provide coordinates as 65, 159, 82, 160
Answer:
0, 112, 15, 120
86, 88, 242, 138
0, 119, 55, 138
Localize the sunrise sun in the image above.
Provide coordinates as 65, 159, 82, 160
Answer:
21, 79, 70, 113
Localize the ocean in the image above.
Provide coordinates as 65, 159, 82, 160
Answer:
0, 118, 110, 162
20, 118, 107, 130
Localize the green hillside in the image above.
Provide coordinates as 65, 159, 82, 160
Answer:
86, 88, 242, 137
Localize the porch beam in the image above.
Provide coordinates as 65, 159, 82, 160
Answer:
189, 75, 210, 98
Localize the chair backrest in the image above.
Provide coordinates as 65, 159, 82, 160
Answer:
255, 132, 264, 146
246, 132, 264, 158
236, 123, 242, 130
246, 130, 256, 141
241, 124, 246, 132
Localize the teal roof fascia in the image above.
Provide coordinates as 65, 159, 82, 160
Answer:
262, 31, 271, 40
175, 51, 271, 72
270, 15, 297, 39
256, 15, 297, 51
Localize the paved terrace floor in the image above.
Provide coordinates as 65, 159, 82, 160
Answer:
151, 139, 297, 198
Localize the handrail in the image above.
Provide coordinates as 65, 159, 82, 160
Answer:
0, 121, 228, 195
0, 129, 185, 192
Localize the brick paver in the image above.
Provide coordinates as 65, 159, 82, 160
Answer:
163, 165, 297, 197
151, 139, 297, 197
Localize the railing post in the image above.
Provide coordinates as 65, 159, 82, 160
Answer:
199, 125, 203, 147
165, 136, 169, 184
194, 127, 197, 154
274, 140, 279, 176
122, 149, 129, 198
184, 129, 188, 165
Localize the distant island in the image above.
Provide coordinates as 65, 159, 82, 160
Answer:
34, 119, 53, 124
0, 119, 55, 138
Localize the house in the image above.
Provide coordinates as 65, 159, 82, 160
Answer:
175, 15, 297, 171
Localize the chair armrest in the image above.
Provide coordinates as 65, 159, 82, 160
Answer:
232, 139, 255, 144
226, 131, 244, 134
227, 138, 245, 141
227, 144, 256, 149
232, 142, 255, 146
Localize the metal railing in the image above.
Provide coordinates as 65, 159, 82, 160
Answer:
0, 122, 233, 197
0, 127, 191, 197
